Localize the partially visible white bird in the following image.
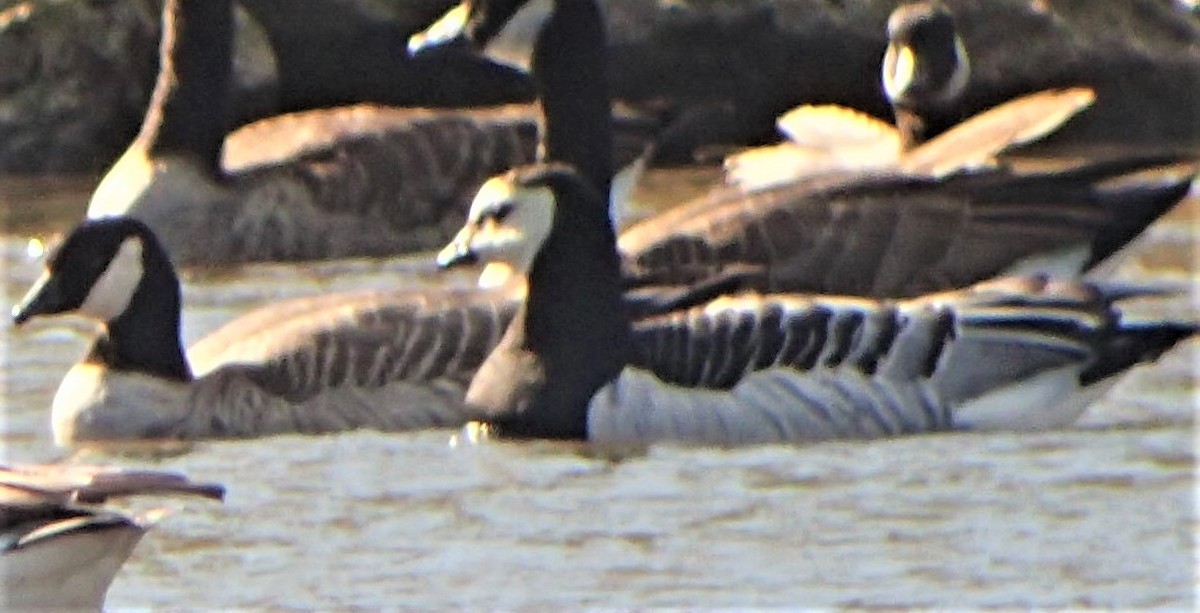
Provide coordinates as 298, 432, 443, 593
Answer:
1, 463, 223, 610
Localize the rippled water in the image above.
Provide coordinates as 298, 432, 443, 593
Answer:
0, 171, 1196, 609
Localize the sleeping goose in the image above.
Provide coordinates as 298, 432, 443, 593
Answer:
1, 463, 222, 610
437, 160, 1196, 444
414, 0, 1195, 301
87, 0, 545, 266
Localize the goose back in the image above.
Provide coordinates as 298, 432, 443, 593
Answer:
596, 277, 1197, 445
620, 155, 1195, 298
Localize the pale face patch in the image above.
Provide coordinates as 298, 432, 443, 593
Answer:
78, 237, 145, 322
883, 43, 916, 104
407, 1, 471, 54
442, 175, 555, 286
482, 0, 554, 71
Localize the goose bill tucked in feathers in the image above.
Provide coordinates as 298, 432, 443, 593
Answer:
883, 1, 971, 117
883, 0, 972, 150
1, 464, 222, 610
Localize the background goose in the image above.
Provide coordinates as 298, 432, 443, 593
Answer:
87, 0, 545, 266
1, 463, 222, 611
882, 0, 972, 148
724, 1, 1098, 190
439, 161, 1196, 445
620, 154, 1195, 298
417, 0, 1195, 303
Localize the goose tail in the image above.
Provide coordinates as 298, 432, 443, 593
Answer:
914, 277, 1197, 431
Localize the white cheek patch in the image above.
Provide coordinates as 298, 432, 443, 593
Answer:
78, 237, 145, 322
883, 43, 916, 103
458, 178, 556, 284
469, 176, 517, 220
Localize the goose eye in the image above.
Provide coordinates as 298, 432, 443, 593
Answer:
486, 202, 515, 223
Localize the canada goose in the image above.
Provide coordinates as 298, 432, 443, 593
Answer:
723, 1, 1096, 190
87, 0, 545, 266
438, 161, 1196, 444
10, 217, 525, 444
10, 203, 728, 444
1, 463, 222, 610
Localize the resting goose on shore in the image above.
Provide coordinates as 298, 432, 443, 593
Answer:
413, 0, 1195, 301
438, 161, 1196, 444
725, 1, 1098, 190
87, 0, 544, 266
1, 463, 222, 610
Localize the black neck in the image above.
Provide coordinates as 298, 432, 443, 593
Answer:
892, 105, 927, 149
136, 0, 231, 173
86, 251, 191, 382
535, 0, 613, 198
496, 173, 631, 438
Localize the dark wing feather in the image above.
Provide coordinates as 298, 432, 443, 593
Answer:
620, 155, 1193, 298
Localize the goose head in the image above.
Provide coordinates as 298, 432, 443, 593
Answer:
13, 217, 189, 386
13, 218, 162, 328
882, 1, 970, 113
408, 0, 552, 72
436, 164, 564, 287
412, 0, 614, 198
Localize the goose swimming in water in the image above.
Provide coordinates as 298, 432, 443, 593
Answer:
10, 0, 690, 446
11, 217, 522, 444
438, 161, 1196, 445
1, 463, 222, 610
87, 0, 542, 266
